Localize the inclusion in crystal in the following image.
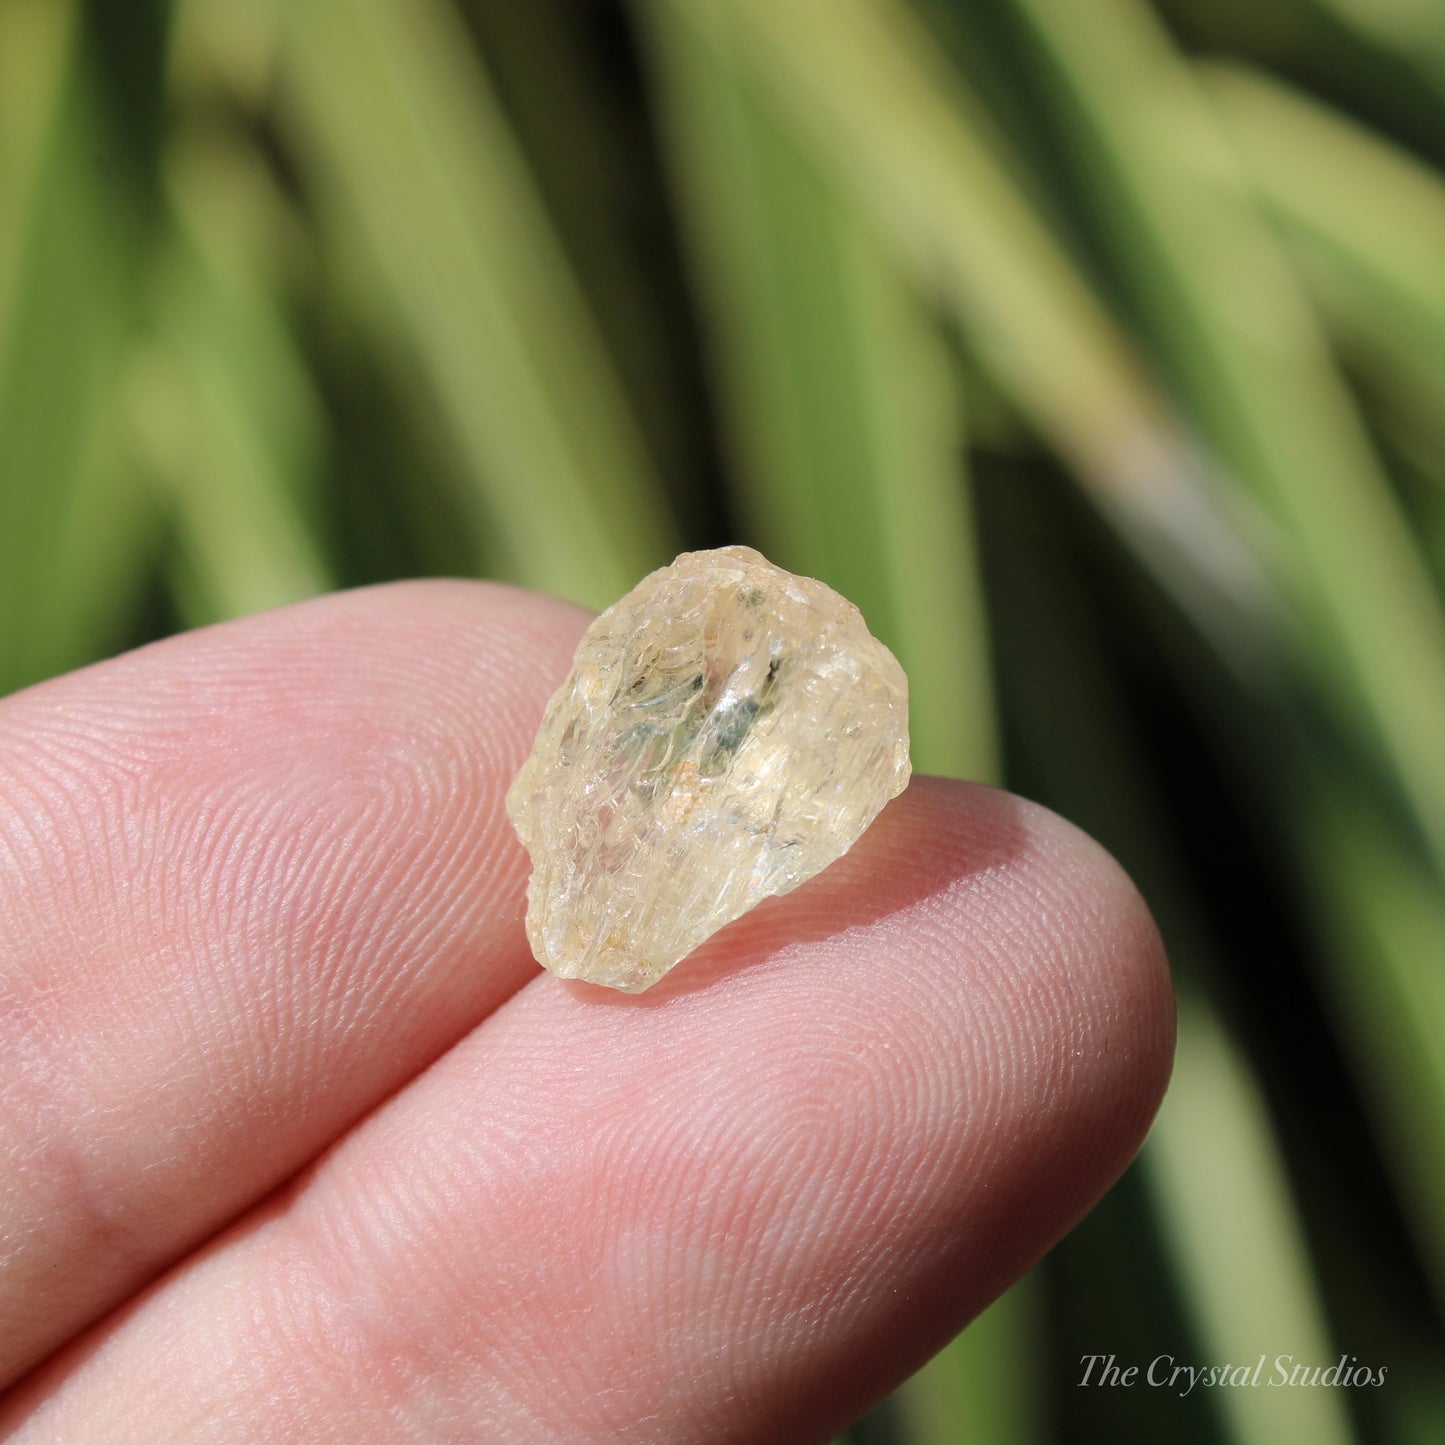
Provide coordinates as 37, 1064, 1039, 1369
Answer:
506, 545, 911, 991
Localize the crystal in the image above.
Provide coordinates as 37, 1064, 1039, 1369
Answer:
506, 545, 911, 991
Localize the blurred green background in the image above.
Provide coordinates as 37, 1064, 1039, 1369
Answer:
3, 0, 1444, 1439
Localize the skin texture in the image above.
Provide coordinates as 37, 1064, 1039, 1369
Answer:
0, 581, 1174, 1443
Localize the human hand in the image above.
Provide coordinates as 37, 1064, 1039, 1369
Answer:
0, 583, 1173, 1442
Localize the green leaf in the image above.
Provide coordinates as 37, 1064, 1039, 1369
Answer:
1005, 0, 1445, 874
275, 0, 678, 608
638, 0, 996, 780
1145, 999, 1357, 1445
654, 0, 1273, 715
0, 0, 159, 693
127, 117, 332, 626
1205, 61, 1445, 506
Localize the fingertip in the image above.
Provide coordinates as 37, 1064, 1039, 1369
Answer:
999, 787, 1178, 1174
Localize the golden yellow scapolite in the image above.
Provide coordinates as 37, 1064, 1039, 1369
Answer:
506, 546, 911, 991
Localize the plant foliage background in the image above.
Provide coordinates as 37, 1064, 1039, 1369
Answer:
3, 0, 1444, 1440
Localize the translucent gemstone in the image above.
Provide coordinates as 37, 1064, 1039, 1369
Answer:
506, 545, 911, 991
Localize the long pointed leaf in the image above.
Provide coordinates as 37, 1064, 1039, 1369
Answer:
638, 0, 996, 780
276, 0, 677, 607
1006, 0, 1445, 874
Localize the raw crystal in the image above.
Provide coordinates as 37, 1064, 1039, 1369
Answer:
506, 545, 911, 992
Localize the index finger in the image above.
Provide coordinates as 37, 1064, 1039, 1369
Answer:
3, 778, 1175, 1442
0, 581, 588, 1387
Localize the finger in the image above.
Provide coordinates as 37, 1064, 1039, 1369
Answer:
0, 581, 589, 1387
3, 778, 1174, 1443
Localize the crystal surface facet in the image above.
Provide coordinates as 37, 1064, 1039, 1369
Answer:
506, 545, 911, 991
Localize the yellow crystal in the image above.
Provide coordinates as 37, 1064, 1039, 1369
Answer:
506, 546, 911, 991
